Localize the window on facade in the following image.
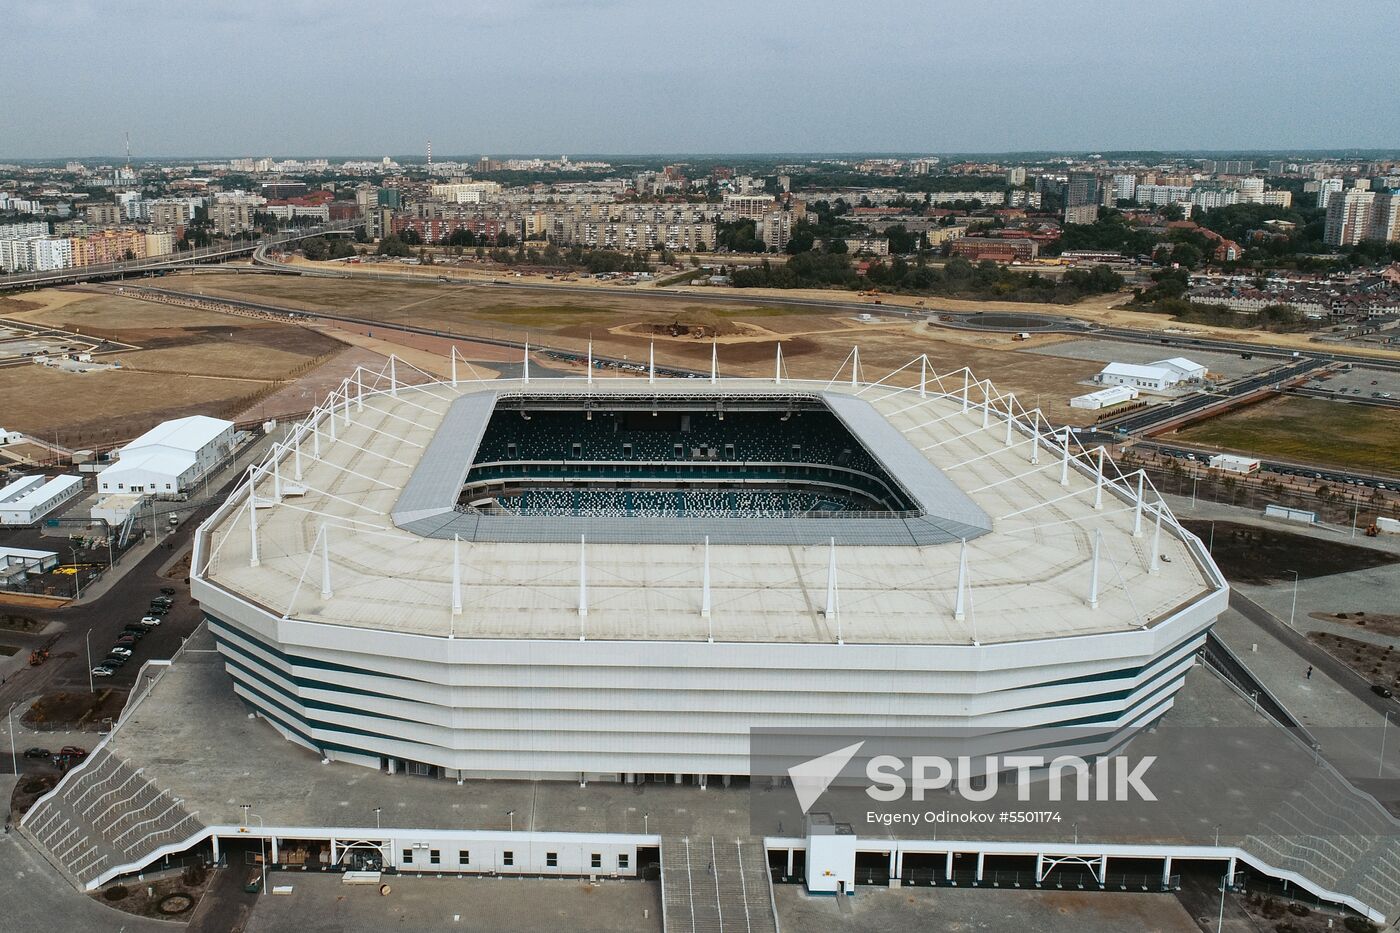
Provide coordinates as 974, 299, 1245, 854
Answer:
546, 852, 558, 868
502, 851, 514, 866
402, 849, 413, 864
618, 854, 630, 869
459, 850, 470, 865
429, 849, 441, 865
591, 853, 602, 869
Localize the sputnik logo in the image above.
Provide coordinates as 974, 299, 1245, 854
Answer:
787, 741, 865, 813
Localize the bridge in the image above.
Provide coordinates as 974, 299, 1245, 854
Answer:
0, 220, 361, 291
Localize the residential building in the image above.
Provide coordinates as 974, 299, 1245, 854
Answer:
148, 199, 192, 228
81, 202, 122, 226
70, 229, 147, 265
1063, 172, 1100, 225
758, 211, 793, 251
144, 231, 174, 258
1111, 174, 1137, 202
0, 236, 73, 273
430, 182, 503, 204
1368, 191, 1400, 243
721, 193, 777, 219
1006, 167, 1027, 186
843, 237, 890, 256
208, 199, 257, 236
1324, 188, 1375, 246
0, 221, 48, 240
1316, 178, 1344, 209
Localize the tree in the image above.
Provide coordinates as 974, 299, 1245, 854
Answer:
376, 235, 411, 257
399, 227, 422, 246
784, 221, 816, 255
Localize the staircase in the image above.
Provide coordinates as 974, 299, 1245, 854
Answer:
661, 835, 777, 933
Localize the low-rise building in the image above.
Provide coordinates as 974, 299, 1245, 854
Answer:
948, 237, 1038, 262
97, 416, 236, 496
1093, 357, 1206, 392
0, 474, 84, 525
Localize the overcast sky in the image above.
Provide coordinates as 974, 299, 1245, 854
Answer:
2, 0, 1396, 159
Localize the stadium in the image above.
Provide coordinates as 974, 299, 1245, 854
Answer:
189, 350, 1229, 784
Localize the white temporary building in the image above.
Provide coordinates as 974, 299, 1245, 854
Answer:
1094, 357, 1207, 392
98, 415, 236, 496
1070, 385, 1140, 410
0, 474, 84, 525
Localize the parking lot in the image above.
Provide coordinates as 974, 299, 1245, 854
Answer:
1307, 364, 1400, 401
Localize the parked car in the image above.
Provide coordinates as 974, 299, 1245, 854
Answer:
92, 665, 116, 677
146, 605, 169, 615
159, 587, 176, 596
139, 616, 162, 626
152, 595, 173, 605
22, 747, 50, 759
1372, 684, 1394, 699
109, 646, 132, 658
114, 636, 137, 648
101, 656, 126, 669
122, 626, 146, 638
59, 746, 88, 759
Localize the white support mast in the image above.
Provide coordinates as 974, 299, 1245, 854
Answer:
452, 534, 462, 616
1149, 503, 1163, 575
851, 346, 860, 388
1133, 472, 1145, 537
389, 355, 398, 398
577, 534, 588, 630
918, 355, 927, 399
355, 367, 364, 411
247, 472, 260, 568
961, 368, 970, 413
450, 347, 458, 387
1088, 529, 1102, 609
981, 380, 991, 430
1060, 431, 1071, 486
710, 340, 718, 385
1094, 447, 1106, 510
701, 536, 712, 638
775, 343, 784, 385
1004, 393, 1016, 447
824, 537, 841, 645
320, 523, 332, 599
954, 539, 968, 621
649, 341, 655, 385
523, 339, 531, 385
587, 341, 594, 385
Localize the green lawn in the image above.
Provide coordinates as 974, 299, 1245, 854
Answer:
1176, 396, 1400, 472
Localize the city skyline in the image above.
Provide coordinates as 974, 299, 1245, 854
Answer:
3, 0, 1399, 159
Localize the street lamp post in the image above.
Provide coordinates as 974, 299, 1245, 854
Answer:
1381, 711, 1393, 779
86, 629, 94, 694
1217, 869, 1244, 930
373, 807, 382, 831
1284, 570, 1300, 629
7, 702, 19, 777
240, 807, 268, 894
507, 809, 515, 833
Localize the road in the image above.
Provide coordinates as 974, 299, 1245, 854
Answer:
1096, 358, 1326, 435
0, 221, 358, 291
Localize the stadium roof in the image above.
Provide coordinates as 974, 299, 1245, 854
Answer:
389, 386, 992, 546
195, 364, 1222, 647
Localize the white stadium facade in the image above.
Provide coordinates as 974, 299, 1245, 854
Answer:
190, 351, 1228, 784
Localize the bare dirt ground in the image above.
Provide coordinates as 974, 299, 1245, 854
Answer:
0, 288, 348, 442
283, 255, 1400, 362
1310, 630, 1400, 690
172, 275, 1106, 424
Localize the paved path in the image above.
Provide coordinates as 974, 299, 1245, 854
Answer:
0, 826, 173, 933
